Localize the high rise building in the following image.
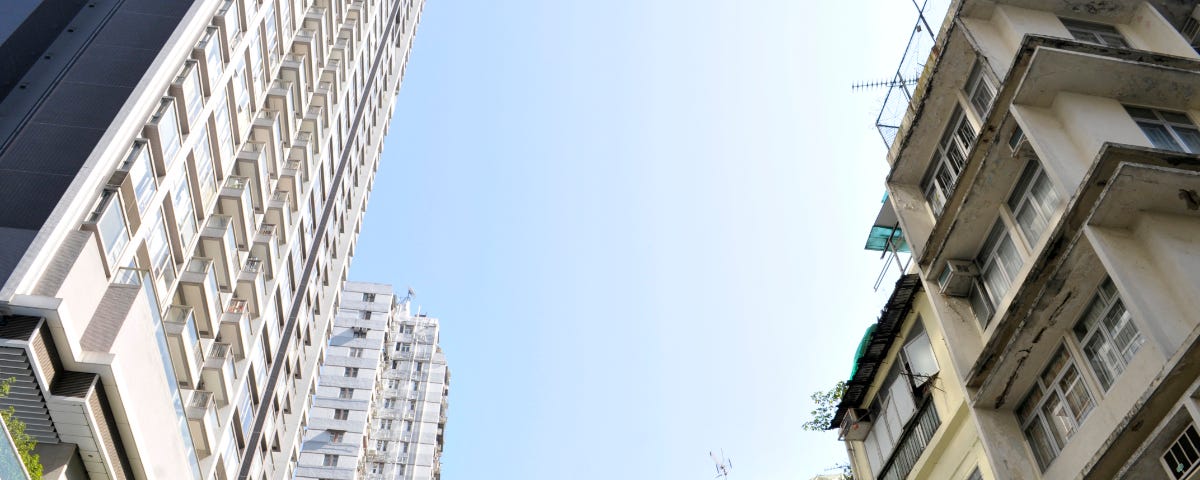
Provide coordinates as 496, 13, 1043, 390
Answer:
831, 1, 1200, 479
296, 282, 448, 480
0, 0, 424, 478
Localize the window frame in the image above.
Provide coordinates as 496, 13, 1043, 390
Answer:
1162, 424, 1200, 479
1017, 345, 1097, 470
1061, 18, 1129, 48
921, 106, 977, 216
1072, 278, 1144, 391
964, 60, 996, 121
970, 220, 1025, 326
1006, 159, 1061, 248
1125, 106, 1200, 154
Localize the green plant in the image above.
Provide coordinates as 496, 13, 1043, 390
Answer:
0, 377, 42, 479
801, 380, 846, 432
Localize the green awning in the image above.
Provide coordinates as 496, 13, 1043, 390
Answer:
849, 324, 877, 378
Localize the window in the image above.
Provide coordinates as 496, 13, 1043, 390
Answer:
198, 27, 224, 91
124, 140, 157, 214
213, 89, 235, 172
338, 388, 353, 399
1164, 425, 1200, 479
401, 344, 411, 353
344, 367, 358, 377
360, 310, 373, 320
380, 419, 393, 430
147, 210, 175, 285
375, 440, 389, 451
363, 293, 376, 302
193, 126, 217, 203
1061, 18, 1129, 48
328, 430, 344, 443
1073, 278, 1143, 390
322, 454, 337, 467
383, 398, 396, 409
1126, 106, 1200, 153
150, 97, 182, 169
370, 462, 383, 474
333, 409, 349, 420
89, 189, 130, 267
970, 221, 1024, 326
862, 365, 918, 474
921, 106, 977, 215
1007, 160, 1060, 246
964, 60, 996, 119
1017, 346, 1095, 469
171, 169, 198, 247
349, 347, 364, 358
353, 329, 367, 339
900, 322, 939, 390
966, 468, 983, 480
174, 60, 205, 129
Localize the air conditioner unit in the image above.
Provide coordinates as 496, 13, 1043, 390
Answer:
839, 408, 872, 441
1183, 6, 1200, 47
938, 260, 979, 297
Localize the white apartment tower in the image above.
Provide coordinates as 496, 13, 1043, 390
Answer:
297, 282, 448, 480
0, 0, 424, 479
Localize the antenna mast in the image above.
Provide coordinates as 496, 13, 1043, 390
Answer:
710, 450, 733, 479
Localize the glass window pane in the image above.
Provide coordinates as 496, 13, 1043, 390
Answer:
1025, 421, 1058, 469
1138, 123, 1184, 151
1172, 126, 1200, 153
903, 329, 940, 380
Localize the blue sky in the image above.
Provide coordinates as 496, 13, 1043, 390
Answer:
350, 1, 924, 478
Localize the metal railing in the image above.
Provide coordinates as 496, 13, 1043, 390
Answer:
873, 0, 952, 148
879, 399, 941, 480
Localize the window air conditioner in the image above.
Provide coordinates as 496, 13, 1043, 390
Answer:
839, 408, 872, 441
1182, 6, 1200, 47
938, 260, 978, 297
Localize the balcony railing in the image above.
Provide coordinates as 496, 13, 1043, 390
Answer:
878, 398, 941, 480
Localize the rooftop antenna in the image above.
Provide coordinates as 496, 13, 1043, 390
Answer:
401, 287, 416, 303
710, 450, 733, 479
851, 75, 918, 91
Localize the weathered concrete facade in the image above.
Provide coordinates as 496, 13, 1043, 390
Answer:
833, 1, 1200, 479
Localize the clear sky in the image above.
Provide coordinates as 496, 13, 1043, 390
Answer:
350, 1, 928, 478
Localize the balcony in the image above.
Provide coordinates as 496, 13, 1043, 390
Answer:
185, 389, 219, 457
218, 176, 255, 250
266, 192, 293, 244
213, 0, 242, 52
251, 110, 284, 176
177, 258, 224, 337
200, 215, 240, 292
321, 58, 344, 91
266, 80, 297, 136
236, 143, 270, 212
236, 257, 267, 318
218, 300, 252, 360
201, 342, 235, 406
278, 160, 305, 207
280, 55, 309, 112
312, 80, 336, 111
302, 105, 326, 141
303, 8, 330, 63
163, 306, 204, 389
291, 28, 319, 75
252, 224, 279, 280
877, 399, 941, 480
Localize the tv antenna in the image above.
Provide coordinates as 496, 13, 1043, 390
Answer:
851, 75, 918, 91
710, 450, 733, 478
401, 287, 416, 303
